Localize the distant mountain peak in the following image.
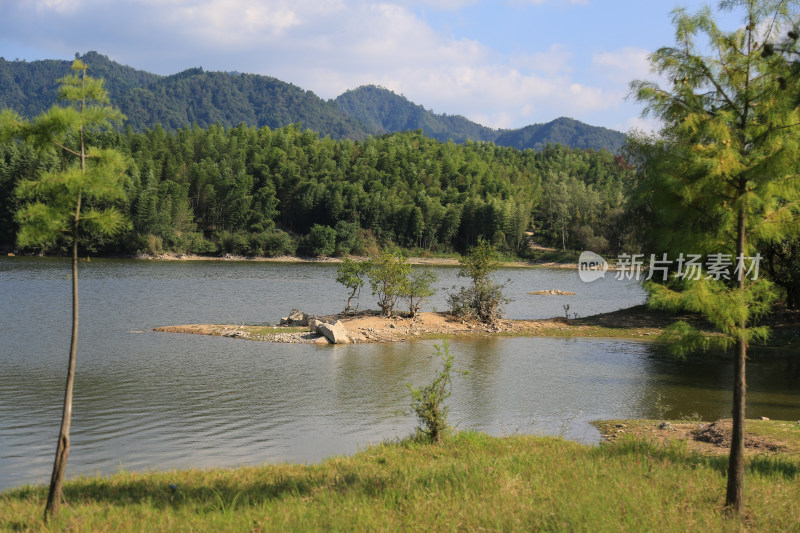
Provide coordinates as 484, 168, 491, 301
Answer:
0, 53, 626, 152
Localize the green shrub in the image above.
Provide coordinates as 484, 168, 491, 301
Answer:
354, 229, 380, 256
306, 224, 337, 257
334, 220, 359, 256
175, 232, 216, 255
448, 239, 508, 324
261, 230, 296, 257
404, 269, 438, 317
214, 230, 250, 255
367, 250, 411, 317
407, 341, 466, 443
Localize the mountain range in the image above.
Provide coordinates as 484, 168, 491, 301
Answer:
0, 51, 627, 153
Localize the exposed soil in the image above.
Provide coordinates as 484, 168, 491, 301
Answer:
152, 305, 703, 344
594, 419, 800, 457
691, 420, 786, 452
154, 311, 580, 344
528, 289, 576, 295
153, 304, 800, 347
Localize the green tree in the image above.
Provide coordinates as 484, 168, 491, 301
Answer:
539, 172, 573, 251
334, 219, 359, 256
306, 223, 337, 256
630, 1, 800, 512
0, 59, 128, 520
407, 341, 465, 443
367, 250, 412, 317
760, 236, 800, 308
448, 239, 508, 324
404, 268, 438, 318
336, 257, 369, 314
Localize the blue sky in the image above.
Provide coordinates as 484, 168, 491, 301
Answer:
0, 1, 747, 132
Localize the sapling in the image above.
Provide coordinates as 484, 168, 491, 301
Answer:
407, 341, 467, 443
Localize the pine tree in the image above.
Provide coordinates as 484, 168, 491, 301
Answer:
1, 59, 128, 520
630, 0, 800, 512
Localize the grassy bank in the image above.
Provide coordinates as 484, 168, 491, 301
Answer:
3, 431, 799, 531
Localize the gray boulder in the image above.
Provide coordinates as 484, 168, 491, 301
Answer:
317, 321, 351, 344
280, 309, 310, 327
308, 318, 323, 333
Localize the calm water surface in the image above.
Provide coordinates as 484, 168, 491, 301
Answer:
1, 257, 798, 491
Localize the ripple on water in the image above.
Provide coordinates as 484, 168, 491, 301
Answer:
2, 258, 798, 491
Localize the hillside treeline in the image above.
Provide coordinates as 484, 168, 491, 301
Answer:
0, 124, 635, 257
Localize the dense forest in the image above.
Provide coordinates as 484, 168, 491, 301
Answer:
2, 53, 796, 311
0, 53, 626, 152
0, 123, 635, 258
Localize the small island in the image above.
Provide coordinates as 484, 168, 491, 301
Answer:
153, 245, 800, 347
154, 245, 680, 345
153, 305, 680, 344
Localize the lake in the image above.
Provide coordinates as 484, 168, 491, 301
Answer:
1, 257, 798, 491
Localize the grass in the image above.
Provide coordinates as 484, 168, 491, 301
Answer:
744, 420, 800, 453
3, 431, 800, 532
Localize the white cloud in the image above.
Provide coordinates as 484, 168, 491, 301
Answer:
33, 0, 83, 13
137, 0, 347, 44
1, 0, 641, 130
406, 0, 478, 9
242, 2, 623, 128
619, 116, 661, 135
592, 47, 653, 84
511, 44, 572, 76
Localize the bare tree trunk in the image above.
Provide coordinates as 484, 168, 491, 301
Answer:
44, 194, 81, 521
725, 197, 747, 513
345, 286, 358, 315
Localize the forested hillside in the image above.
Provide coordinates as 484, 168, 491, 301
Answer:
0, 52, 368, 137
494, 117, 627, 153
0, 53, 626, 152
0, 124, 635, 258
333, 85, 500, 144
336, 86, 627, 153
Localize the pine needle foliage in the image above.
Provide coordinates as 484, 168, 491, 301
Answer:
1, 59, 129, 521
407, 341, 467, 444
629, 0, 800, 512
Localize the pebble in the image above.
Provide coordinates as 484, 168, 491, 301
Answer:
269, 332, 319, 344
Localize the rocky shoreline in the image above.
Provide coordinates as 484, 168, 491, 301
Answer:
153, 305, 678, 345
